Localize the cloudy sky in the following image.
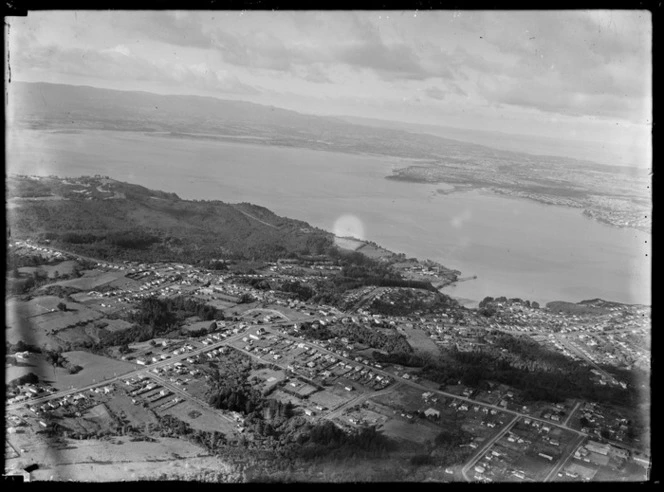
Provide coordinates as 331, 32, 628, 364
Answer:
6, 10, 651, 149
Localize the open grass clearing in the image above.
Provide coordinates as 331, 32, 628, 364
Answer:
159, 398, 238, 436
5, 296, 106, 343
48, 270, 129, 291
401, 325, 441, 358
250, 367, 286, 393
36, 351, 138, 390
106, 392, 161, 427
182, 320, 215, 333
377, 417, 438, 445
18, 260, 78, 279
8, 436, 230, 482
333, 237, 365, 251
307, 388, 353, 410
59, 403, 118, 435
509, 453, 555, 482
371, 384, 428, 412
53, 323, 106, 347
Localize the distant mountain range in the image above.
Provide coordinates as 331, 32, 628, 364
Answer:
10, 81, 647, 171
7, 81, 609, 170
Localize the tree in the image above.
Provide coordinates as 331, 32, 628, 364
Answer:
57, 302, 67, 312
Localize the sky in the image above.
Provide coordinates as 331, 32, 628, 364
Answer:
5, 10, 652, 160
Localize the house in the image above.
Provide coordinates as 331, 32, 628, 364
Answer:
586, 440, 610, 456
424, 408, 440, 418
610, 446, 630, 460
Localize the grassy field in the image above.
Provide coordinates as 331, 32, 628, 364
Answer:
307, 388, 353, 410
372, 384, 428, 413
545, 301, 610, 316
354, 242, 395, 259
160, 399, 238, 436
59, 403, 118, 435
106, 392, 161, 427
49, 270, 130, 291
51, 323, 103, 347
6, 350, 135, 389
250, 367, 287, 394
377, 417, 438, 445
6, 295, 105, 348
333, 237, 365, 251
400, 325, 441, 358
18, 260, 78, 279
5, 434, 238, 482
181, 320, 215, 333
52, 351, 137, 389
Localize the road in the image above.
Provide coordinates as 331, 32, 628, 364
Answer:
543, 433, 587, 482
461, 414, 520, 482
263, 326, 588, 439
147, 372, 238, 428
10, 279, 588, 454
555, 334, 618, 384
321, 383, 403, 421
242, 308, 291, 322
9, 243, 591, 444
562, 401, 581, 427
347, 286, 380, 313
6, 330, 248, 413
231, 205, 279, 230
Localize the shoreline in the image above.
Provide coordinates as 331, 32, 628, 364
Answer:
387, 174, 651, 235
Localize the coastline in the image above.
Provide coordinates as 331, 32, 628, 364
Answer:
388, 173, 651, 235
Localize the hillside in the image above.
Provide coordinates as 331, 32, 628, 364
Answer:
6, 175, 334, 264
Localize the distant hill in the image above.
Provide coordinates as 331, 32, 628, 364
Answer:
6, 175, 334, 263
7, 81, 521, 162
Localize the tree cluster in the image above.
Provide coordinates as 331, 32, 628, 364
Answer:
44, 349, 83, 374
299, 321, 412, 354
8, 372, 40, 388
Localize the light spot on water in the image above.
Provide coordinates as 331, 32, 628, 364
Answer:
332, 214, 365, 240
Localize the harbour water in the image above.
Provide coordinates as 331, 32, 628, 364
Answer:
7, 129, 651, 307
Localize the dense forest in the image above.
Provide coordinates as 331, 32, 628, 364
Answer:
100, 295, 223, 347
414, 331, 638, 407
7, 176, 335, 264
299, 321, 413, 354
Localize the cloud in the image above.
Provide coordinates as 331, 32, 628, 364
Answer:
14, 44, 259, 96
300, 64, 332, 84
336, 15, 438, 81
465, 11, 651, 121
110, 11, 215, 49
424, 83, 467, 101
425, 86, 446, 100
479, 75, 649, 122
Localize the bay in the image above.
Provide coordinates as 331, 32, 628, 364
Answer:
7, 129, 651, 307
